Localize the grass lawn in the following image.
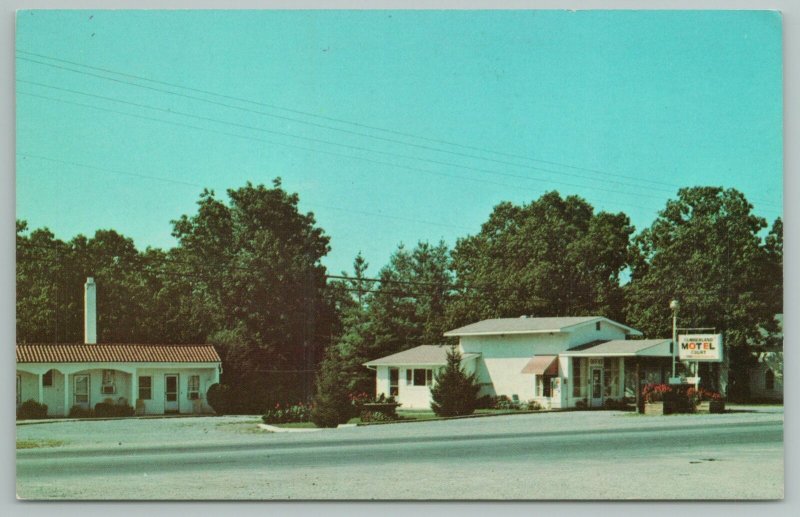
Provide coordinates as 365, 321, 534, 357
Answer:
16, 439, 65, 449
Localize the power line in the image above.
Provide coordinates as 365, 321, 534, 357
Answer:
16, 51, 783, 210
16, 49, 701, 192
16, 77, 683, 205
16, 90, 664, 216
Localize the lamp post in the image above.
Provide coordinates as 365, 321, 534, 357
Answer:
670, 299, 680, 379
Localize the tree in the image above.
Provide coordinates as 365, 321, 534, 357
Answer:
332, 242, 454, 395
447, 192, 633, 326
625, 187, 779, 399
170, 180, 337, 411
430, 346, 480, 417
311, 347, 354, 427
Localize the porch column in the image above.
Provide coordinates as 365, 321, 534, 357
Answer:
131, 369, 138, 410
63, 373, 70, 417
37, 373, 43, 405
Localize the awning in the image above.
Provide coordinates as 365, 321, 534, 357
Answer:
521, 355, 559, 375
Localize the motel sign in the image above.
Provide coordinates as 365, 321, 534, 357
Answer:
678, 334, 723, 362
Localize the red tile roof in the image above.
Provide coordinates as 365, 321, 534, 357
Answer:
16, 344, 221, 364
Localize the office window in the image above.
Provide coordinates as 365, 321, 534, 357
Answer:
17, 375, 21, 406
138, 376, 152, 400
412, 369, 433, 386
42, 369, 53, 387
595, 321, 601, 331
572, 358, 583, 397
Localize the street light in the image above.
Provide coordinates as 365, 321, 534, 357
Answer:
670, 299, 680, 379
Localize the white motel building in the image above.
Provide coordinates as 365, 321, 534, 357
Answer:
16, 278, 222, 417
364, 316, 675, 409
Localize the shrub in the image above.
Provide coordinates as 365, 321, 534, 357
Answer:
430, 346, 481, 417
17, 399, 48, 420
94, 398, 134, 418
493, 395, 516, 410
526, 400, 542, 411
311, 347, 354, 428
68, 406, 94, 418
206, 383, 231, 415
262, 402, 313, 424
575, 399, 588, 409
475, 394, 493, 410
641, 383, 672, 403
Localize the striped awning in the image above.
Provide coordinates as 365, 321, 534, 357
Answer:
521, 355, 559, 375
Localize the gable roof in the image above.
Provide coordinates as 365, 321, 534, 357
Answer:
560, 339, 671, 357
363, 345, 480, 367
16, 344, 222, 364
443, 316, 642, 337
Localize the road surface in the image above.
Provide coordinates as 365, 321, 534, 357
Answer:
16, 407, 783, 500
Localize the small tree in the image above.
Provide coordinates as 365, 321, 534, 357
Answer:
430, 346, 480, 417
311, 347, 354, 428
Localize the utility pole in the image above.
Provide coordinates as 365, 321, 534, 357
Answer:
670, 299, 679, 380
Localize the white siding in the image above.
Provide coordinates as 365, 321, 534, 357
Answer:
16, 362, 220, 416
566, 320, 628, 346
459, 333, 570, 402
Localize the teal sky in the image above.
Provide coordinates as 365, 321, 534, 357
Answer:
16, 10, 783, 276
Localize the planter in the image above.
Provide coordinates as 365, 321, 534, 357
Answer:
695, 400, 725, 414
643, 401, 664, 416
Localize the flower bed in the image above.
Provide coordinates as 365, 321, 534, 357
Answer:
262, 402, 313, 424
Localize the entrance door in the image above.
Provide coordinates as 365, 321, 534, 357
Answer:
590, 367, 603, 407
164, 374, 179, 413
74, 374, 90, 409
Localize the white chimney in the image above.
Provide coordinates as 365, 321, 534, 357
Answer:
84, 277, 97, 344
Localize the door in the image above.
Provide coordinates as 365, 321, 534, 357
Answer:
74, 374, 90, 409
164, 374, 179, 413
590, 367, 603, 407
550, 377, 562, 407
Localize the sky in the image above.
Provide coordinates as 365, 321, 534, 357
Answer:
15, 10, 783, 277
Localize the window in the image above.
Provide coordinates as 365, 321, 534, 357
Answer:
537, 375, 554, 397
42, 370, 53, 387
188, 375, 200, 400
389, 368, 399, 397
595, 321, 601, 331
138, 376, 152, 400
603, 358, 620, 397
572, 358, 583, 397
16, 375, 21, 407
765, 369, 775, 391
409, 369, 433, 387
102, 370, 116, 394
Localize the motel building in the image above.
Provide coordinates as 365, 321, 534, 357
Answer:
364, 316, 679, 409
16, 278, 222, 417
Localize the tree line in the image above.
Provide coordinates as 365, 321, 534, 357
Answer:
16, 180, 783, 409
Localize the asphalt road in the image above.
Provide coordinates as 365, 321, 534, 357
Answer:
16, 408, 784, 500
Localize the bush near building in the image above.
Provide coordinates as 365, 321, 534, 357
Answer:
430, 346, 480, 417
17, 399, 48, 420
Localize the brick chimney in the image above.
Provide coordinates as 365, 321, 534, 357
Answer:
84, 277, 97, 344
